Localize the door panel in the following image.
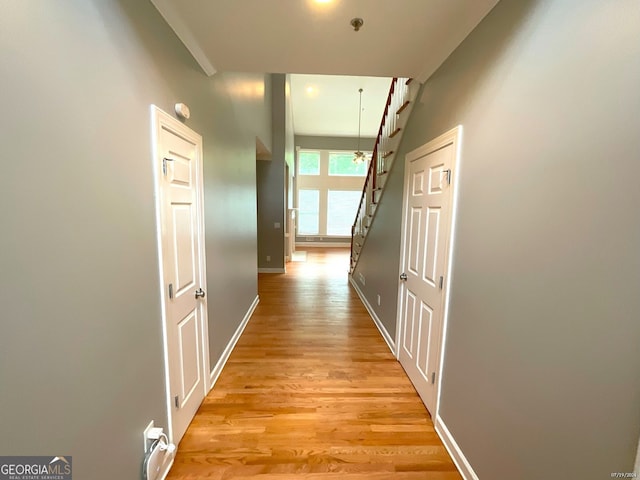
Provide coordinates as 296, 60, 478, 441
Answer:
408, 208, 421, 276
402, 289, 417, 358
413, 169, 425, 195
171, 204, 196, 293
417, 302, 433, 382
424, 208, 441, 285
428, 162, 446, 194
169, 155, 192, 186
178, 310, 201, 406
397, 127, 461, 416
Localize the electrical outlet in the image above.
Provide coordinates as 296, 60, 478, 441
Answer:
358, 273, 365, 285
143, 420, 154, 453
266, 255, 271, 262
274, 222, 281, 229
377, 294, 381, 306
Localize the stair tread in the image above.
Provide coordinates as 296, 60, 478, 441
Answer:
396, 101, 410, 115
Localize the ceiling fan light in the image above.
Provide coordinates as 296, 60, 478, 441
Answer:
353, 88, 368, 165
353, 151, 367, 164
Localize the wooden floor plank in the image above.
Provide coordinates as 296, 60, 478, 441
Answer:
167, 248, 461, 479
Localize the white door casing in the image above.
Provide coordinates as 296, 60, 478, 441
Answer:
151, 106, 210, 444
396, 126, 462, 416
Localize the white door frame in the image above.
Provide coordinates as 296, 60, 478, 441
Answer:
151, 105, 211, 441
395, 125, 463, 416
635, 437, 640, 479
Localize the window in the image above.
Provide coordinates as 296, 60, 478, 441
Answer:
298, 189, 320, 235
328, 152, 367, 176
295, 149, 367, 238
327, 190, 362, 236
298, 151, 320, 175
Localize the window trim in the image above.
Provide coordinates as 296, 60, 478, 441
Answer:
295, 148, 367, 238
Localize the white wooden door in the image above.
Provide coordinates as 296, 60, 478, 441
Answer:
397, 126, 461, 415
152, 106, 209, 444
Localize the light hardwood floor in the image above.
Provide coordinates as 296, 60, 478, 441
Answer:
166, 248, 462, 479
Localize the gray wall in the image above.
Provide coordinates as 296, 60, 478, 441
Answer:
257, 74, 294, 269
294, 135, 376, 152
354, 0, 640, 478
0, 1, 268, 479
203, 67, 267, 365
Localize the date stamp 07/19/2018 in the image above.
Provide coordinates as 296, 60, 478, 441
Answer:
610, 474, 637, 478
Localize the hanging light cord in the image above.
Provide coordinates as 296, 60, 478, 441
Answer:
357, 88, 363, 154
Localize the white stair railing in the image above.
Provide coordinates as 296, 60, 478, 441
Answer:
350, 77, 418, 272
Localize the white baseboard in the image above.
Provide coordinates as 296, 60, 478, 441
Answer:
435, 415, 479, 480
208, 295, 259, 389
348, 276, 396, 355
257, 267, 286, 273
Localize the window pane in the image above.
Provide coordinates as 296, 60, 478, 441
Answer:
298, 151, 320, 175
328, 152, 367, 176
327, 190, 362, 236
298, 189, 319, 235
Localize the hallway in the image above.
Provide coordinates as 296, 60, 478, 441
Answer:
167, 248, 461, 479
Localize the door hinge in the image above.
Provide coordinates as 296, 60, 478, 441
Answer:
443, 169, 451, 185
431, 372, 436, 384
439, 276, 444, 289
168, 283, 173, 299
162, 157, 174, 176
174, 395, 179, 409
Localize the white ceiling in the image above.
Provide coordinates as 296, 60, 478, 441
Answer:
290, 74, 392, 137
151, 0, 499, 79
150, 0, 500, 137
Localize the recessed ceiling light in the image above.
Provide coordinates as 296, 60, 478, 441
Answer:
306, 86, 316, 95
308, 0, 336, 10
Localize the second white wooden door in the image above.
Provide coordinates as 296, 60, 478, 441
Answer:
397, 127, 460, 415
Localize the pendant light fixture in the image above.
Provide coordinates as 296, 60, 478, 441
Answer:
353, 88, 368, 165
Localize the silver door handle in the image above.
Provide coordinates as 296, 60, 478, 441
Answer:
195, 288, 206, 299
400, 273, 407, 281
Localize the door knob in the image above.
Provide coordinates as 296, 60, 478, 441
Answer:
195, 288, 206, 299
400, 273, 407, 281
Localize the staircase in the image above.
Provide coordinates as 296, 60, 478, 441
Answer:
350, 77, 420, 272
